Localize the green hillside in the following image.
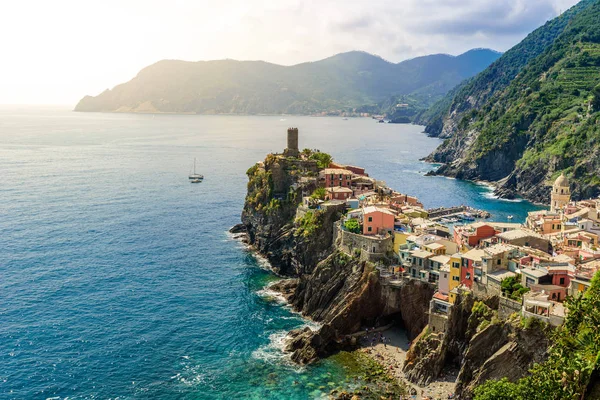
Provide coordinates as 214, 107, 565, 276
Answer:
74, 50, 500, 115
474, 272, 600, 400
426, 0, 600, 203
422, 0, 596, 137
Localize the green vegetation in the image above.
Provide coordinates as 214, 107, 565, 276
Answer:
295, 211, 323, 238
331, 351, 408, 399
501, 276, 530, 300
422, 0, 595, 136
246, 165, 273, 210
309, 152, 332, 169
344, 218, 361, 234
425, 0, 600, 199
75, 50, 499, 115
592, 83, 600, 111
467, 301, 494, 336
474, 272, 600, 400
310, 187, 327, 201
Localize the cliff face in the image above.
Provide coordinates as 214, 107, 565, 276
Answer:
403, 294, 550, 399
240, 155, 339, 276
422, 0, 600, 203
276, 251, 435, 365
239, 153, 436, 365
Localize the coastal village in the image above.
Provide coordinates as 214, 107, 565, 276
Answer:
250, 128, 600, 398
278, 128, 600, 332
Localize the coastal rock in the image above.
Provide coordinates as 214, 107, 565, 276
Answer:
269, 279, 298, 301
403, 293, 551, 399
229, 223, 247, 234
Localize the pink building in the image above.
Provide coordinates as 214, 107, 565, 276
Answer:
321, 168, 353, 188
326, 186, 353, 201
363, 206, 395, 235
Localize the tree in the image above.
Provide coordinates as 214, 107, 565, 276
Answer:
592, 84, 600, 112
310, 152, 333, 169
310, 187, 327, 200
344, 218, 361, 234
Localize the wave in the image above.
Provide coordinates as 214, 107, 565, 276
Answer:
256, 286, 288, 305
251, 330, 296, 366
477, 183, 524, 203
225, 229, 278, 272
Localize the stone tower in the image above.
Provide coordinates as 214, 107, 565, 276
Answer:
284, 128, 299, 157
551, 173, 570, 212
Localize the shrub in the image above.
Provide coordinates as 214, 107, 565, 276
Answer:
295, 211, 323, 238
344, 218, 361, 234
309, 152, 333, 169
310, 187, 327, 200
592, 83, 600, 112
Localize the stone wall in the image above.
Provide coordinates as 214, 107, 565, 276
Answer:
429, 312, 449, 334
472, 280, 502, 299
334, 221, 393, 261
498, 296, 521, 319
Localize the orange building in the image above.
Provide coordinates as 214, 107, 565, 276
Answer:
363, 206, 395, 235
453, 222, 496, 249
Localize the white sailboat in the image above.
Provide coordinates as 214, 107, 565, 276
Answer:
189, 158, 204, 183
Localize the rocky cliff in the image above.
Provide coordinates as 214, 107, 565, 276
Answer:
238, 152, 435, 365
403, 293, 550, 399
422, 0, 600, 203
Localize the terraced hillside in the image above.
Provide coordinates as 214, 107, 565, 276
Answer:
427, 0, 600, 203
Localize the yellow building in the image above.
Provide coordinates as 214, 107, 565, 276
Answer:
393, 232, 409, 254
551, 173, 570, 212
448, 254, 462, 304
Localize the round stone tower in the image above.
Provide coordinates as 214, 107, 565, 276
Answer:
551, 173, 570, 212
284, 128, 299, 157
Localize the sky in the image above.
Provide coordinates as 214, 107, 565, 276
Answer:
0, 0, 581, 105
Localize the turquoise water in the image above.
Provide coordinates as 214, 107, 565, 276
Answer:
0, 107, 543, 399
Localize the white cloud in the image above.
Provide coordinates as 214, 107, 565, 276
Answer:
0, 0, 581, 104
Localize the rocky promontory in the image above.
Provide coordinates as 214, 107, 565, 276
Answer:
236, 150, 435, 365
235, 146, 557, 398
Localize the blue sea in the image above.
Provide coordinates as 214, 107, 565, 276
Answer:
0, 106, 543, 399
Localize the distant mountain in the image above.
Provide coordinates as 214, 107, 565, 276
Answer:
74, 49, 501, 115
424, 0, 600, 202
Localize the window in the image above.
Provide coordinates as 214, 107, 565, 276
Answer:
497, 259, 501, 265
368, 216, 373, 222
466, 273, 471, 280
452, 262, 460, 269
367, 226, 372, 232
419, 259, 422, 266
560, 277, 565, 285
453, 276, 460, 281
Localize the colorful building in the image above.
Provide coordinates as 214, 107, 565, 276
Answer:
320, 168, 353, 188
393, 231, 410, 255
460, 249, 485, 288
454, 222, 496, 249
363, 206, 395, 236
551, 173, 570, 212
326, 186, 353, 201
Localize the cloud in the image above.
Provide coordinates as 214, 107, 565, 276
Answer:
0, 0, 583, 104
